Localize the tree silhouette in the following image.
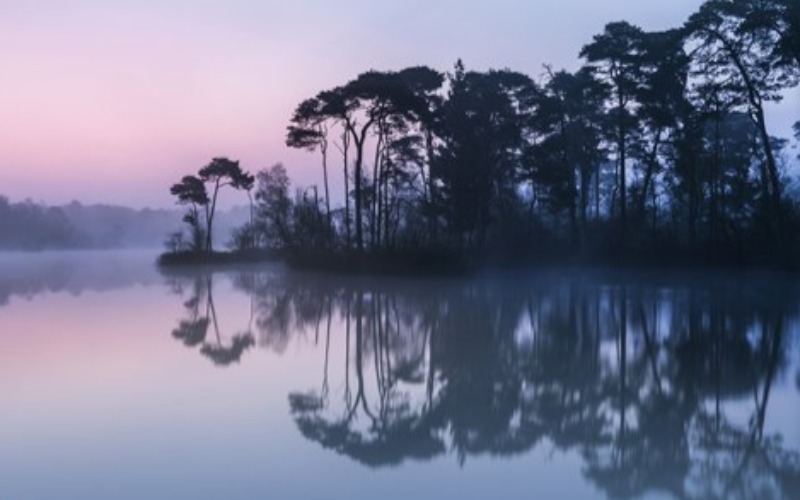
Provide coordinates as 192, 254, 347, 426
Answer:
528, 67, 607, 243
167, 159, 253, 254
287, 98, 333, 244
197, 157, 254, 252
434, 64, 535, 249
169, 175, 209, 251
253, 163, 292, 249
632, 28, 689, 231
581, 21, 649, 233
686, 0, 800, 239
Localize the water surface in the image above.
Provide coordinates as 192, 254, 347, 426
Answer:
1, 251, 799, 499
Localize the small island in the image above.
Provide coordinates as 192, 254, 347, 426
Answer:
160, 3, 800, 274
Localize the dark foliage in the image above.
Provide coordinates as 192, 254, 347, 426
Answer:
159, 0, 800, 271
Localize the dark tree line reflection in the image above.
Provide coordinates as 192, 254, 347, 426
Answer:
167, 270, 800, 499
168, 274, 254, 366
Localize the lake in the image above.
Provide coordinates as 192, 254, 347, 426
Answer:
1, 251, 799, 499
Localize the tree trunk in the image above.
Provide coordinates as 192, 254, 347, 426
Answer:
354, 135, 365, 252
617, 93, 627, 234
580, 164, 590, 247
718, 31, 782, 239
639, 128, 662, 218
342, 131, 352, 249
754, 105, 782, 234
350, 120, 374, 253
247, 190, 254, 249
371, 123, 384, 249
206, 178, 221, 253
320, 126, 332, 247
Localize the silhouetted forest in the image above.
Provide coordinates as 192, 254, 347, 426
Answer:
167, 0, 800, 269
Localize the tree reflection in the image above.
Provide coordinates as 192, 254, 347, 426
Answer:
167, 269, 800, 497
168, 272, 254, 366
282, 285, 448, 467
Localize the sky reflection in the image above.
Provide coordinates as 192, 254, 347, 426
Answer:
1, 255, 799, 499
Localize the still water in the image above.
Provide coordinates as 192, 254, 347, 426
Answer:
1, 251, 799, 500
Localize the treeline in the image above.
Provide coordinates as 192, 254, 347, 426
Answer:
172, 0, 800, 267
0, 196, 86, 250
0, 196, 247, 250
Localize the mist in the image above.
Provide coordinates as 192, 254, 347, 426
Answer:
0, 195, 248, 250
2, 2, 800, 499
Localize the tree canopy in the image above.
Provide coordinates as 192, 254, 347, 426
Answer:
163, 0, 800, 268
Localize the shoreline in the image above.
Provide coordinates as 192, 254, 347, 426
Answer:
156, 248, 800, 277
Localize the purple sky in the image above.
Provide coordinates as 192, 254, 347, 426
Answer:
1, 0, 797, 208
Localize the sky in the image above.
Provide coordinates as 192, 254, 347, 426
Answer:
1, 0, 798, 208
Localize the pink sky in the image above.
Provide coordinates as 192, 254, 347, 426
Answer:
1, 0, 797, 208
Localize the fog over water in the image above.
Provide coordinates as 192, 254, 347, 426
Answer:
1, 251, 799, 499
1, 1, 799, 497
